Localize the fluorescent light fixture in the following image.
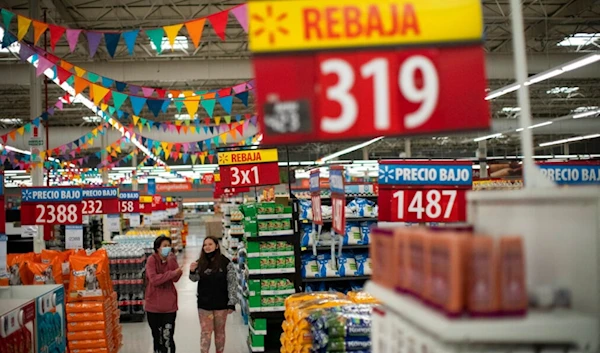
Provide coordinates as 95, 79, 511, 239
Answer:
563, 54, 600, 72
528, 121, 552, 129
0, 118, 22, 124
525, 69, 563, 85
473, 133, 503, 142
557, 33, 600, 47
174, 114, 195, 120
316, 137, 384, 164
515, 128, 524, 132
539, 134, 600, 147
501, 107, 521, 113
573, 110, 600, 119
82, 116, 102, 123
572, 106, 599, 114
150, 36, 189, 51
546, 86, 579, 95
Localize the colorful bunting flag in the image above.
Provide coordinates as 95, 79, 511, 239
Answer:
163, 23, 183, 52
66, 29, 82, 52
17, 15, 32, 41
32, 20, 48, 45
185, 18, 206, 48
207, 10, 229, 41
104, 32, 121, 58
49, 24, 66, 51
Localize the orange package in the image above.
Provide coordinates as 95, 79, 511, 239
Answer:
69, 255, 110, 301
7, 254, 33, 285
89, 250, 113, 292
69, 339, 109, 350
28, 257, 63, 285
67, 312, 110, 322
66, 301, 109, 314
71, 349, 108, 353
67, 321, 107, 332
68, 330, 110, 341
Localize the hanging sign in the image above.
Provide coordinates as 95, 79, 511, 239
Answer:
139, 195, 153, 214
119, 191, 140, 214
65, 225, 84, 250
147, 178, 156, 195
218, 149, 281, 188
310, 169, 323, 225
377, 161, 472, 223
249, 0, 489, 145
329, 166, 346, 234
21, 187, 83, 225
82, 187, 119, 215
202, 173, 215, 184
0, 172, 5, 234
156, 183, 192, 192
538, 162, 600, 185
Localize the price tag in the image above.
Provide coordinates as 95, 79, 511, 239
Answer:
378, 161, 472, 223
65, 225, 83, 249
330, 166, 346, 234
249, 0, 489, 144
106, 214, 121, 232
82, 187, 119, 215
119, 191, 140, 214
129, 214, 141, 227
310, 169, 323, 225
21, 187, 83, 225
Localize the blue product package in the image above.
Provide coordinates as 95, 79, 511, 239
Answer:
299, 199, 312, 220
317, 253, 339, 277
354, 253, 372, 276
343, 222, 362, 245
301, 254, 319, 278
300, 224, 313, 247
337, 252, 357, 277
347, 198, 375, 217
359, 222, 375, 245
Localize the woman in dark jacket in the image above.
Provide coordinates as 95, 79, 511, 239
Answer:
189, 236, 237, 353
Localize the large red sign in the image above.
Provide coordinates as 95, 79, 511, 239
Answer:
82, 187, 119, 215
21, 187, 83, 225
378, 188, 467, 223
213, 182, 250, 199
254, 46, 489, 144
219, 162, 280, 188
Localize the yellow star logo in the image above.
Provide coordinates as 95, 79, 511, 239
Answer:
218, 154, 229, 165
252, 5, 289, 45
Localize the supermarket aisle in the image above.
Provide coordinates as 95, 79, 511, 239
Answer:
120, 230, 248, 353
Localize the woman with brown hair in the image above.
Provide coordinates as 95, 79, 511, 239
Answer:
189, 236, 237, 353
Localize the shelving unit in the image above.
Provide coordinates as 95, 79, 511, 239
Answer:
303, 276, 371, 282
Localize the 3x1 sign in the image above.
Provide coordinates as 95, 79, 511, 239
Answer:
219, 162, 280, 188
21, 187, 83, 225
218, 149, 278, 166
82, 187, 119, 215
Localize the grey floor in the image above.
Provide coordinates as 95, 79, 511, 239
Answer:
120, 228, 249, 353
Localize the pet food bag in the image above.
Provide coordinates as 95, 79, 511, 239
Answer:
301, 255, 319, 278
28, 258, 63, 285
68, 255, 110, 301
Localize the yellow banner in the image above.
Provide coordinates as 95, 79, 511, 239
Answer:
140, 196, 153, 203
214, 173, 221, 182
218, 149, 279, 166
248, 0, 483, 53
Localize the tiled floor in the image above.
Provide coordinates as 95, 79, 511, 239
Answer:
120, 230, 249, 353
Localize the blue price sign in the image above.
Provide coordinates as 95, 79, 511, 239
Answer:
378, 162, 472, 186
539, 163, 600, 185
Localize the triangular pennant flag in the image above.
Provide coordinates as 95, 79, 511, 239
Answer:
146, 28, 165, 54
32, 20, 48, 45
74, 66, 86, 77
220, 133, 228, 144
217, 95, 233, 114
17, 15, 32, 41
49, 24, 66, 51
87, 72, 99, 83
17, 126, 25, 136
129, 85, 141, 95
92, 84, 110, 106
74, 76, 89, 95
163, 23, 183, 52
224, 115, 232, 124
132, 115, 140, 126
86, 31, 103, 57
36, 56, 54, 77
141, 87, 155, 97
117, 110, 124, 119
183, 99, 199, 117
115, 81, 127, 92
18, 44, 34, 62
250, 115, 258, 126
112, 91, 128, 110
55, 100, 64, 110
101, 76, 114, 88
201, 99, 216, 117
235, 91, 249, 106
208, 154, 215, 163
146, 99, 164, 117
32, 118, 41, 128
184, 18, 206, 48
155, 88, 167, 98
9, 130, 16, 141
2, 9, 14, 31
199, 154, 206, 164
104, 32, 121, 58
129, 96, 147, 116
190, 154, 198, 165
174, 100, 184, 113
214, 116, 221, 125
66, 29, 82, 52
208, 10, 229, 41
122, 29, 139, 55
56, 67, 72, 84
48, 107, 55, 116
231, 4, 249, 32
161, 99, 170, 113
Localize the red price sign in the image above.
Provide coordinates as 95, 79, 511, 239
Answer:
21, 187, 83, 225
331, 194, 346, 235
82, 187, 119, 215
119, 191, 140, 214
379, 188, 467, 223
201, 173, 215, 184
311, 194, 323, 225
219, 162, 280, 188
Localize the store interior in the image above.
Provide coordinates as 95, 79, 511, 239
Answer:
0, 1, 599, 353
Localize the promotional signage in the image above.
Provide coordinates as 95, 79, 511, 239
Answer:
147, 178, 156, 195
538, 162, 600, 185
119, 191, 140, 214
310, 169, 323, 225
139, 195, 153, 214
82, 187, 119, 215
329, 166, 346, 234
378, 161, 472, 223
0, 172, 5, 234
156, 183, 192, 192
249, 0, 489, 145
213, 182, 250, 199
201, 173, 215, 185
218, 149, 281, 188
21, 187, 83, 225
65, 225, 83, 249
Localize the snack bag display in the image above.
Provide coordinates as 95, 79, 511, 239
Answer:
68, 255, 110, 301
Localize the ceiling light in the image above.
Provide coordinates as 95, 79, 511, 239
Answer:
473, 133, 503, 142
316, 137, 384, 164
526, 69, 563, 85
546, 86, 579, 95
82, 116, 102, 123
528, 121, 552, 129
501, 107, 521, 113
0, 118, 23, 124
562, 54, 600, 72
174, 114, 196, 120
539, 134, 600, 147
573, 110, 600, 119
150, 36, 189, 51
557, 33, 600, 47
572, 106, 599, 114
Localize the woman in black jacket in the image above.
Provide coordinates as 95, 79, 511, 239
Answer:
189, 236, 237, 353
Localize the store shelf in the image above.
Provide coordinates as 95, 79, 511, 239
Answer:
249, 306, 285, 313
300, 219, 332, 224
249, 268, 296, 275
302, 275, 371, 282
257, 213, 293, 220
301, 244, 370, 252
253, 289, 296, 296
365, 281, 599, 347
345, 217, 378, 222
249, 324, 267, 336
248, 251, 294, 258
258, 230, 294, 236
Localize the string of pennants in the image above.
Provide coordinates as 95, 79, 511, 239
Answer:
1, 4, 248, 57
15, 42, 253, 118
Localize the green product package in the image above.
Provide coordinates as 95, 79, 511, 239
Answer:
264, 203, 276, 214
258, 221, 268, 232
259, 257, 269, 269
276, 241, 286, 252
260, 279, 270, 291
281, 219, 291, 230
248, 257, 261, 270
285, 256, 295, 268
267, 257, 277, 269
276, 256, 286, 268
274, 203, 284, 214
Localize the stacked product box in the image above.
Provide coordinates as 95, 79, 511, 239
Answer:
247, 278, 296, 312
242, 202, 294, 238
246, 241, 295, 274
248, 317, 267, 351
